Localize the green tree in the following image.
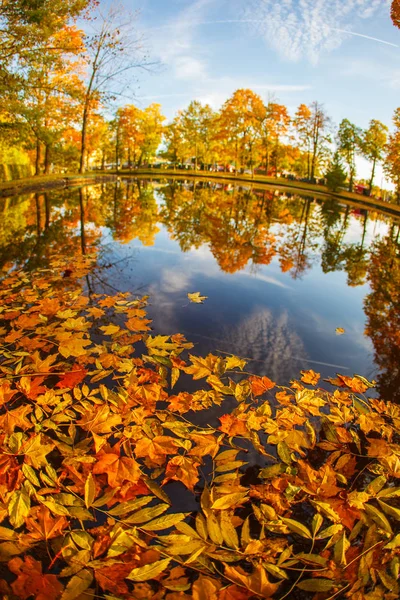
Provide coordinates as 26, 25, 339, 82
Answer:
180, 101, 215, 169
361, 119, 388, 193
325, 151, 347, 192
337, 118, 362, 192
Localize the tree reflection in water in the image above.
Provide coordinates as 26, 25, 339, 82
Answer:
0, 177, 399, 401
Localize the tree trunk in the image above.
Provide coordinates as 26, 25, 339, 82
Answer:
79, 104, 89, 174
348, 169, 354, 193
369, 158, 377, 194
35, 193, 41, 236
44, 193, 50, 230
265, 146, 269, 174
115, 123, 121, 172
79, 188, 86, 254
35, 138, 42, 176
44, 144, 51, 175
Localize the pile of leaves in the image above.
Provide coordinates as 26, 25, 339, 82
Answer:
0, 257, 399, 600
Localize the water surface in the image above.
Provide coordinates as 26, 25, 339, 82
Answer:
1, 177, 399, 401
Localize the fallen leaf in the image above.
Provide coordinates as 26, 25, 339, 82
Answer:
188, 292, 208, 304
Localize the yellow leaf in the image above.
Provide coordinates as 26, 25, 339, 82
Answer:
8, 491, 31, 528
22, 434, 55, 469
211, 492, 248, 511
335, 327, 345, 335
297, 579, 334, 592
188, 292, 208, 304
207, 512, 224, 545
196, 514, 208, 540
142, 513, 188, 531
127, 558, 172, 582
99, 324, 121, 335
219, 511, 239, 549
281, 518, 312, 539
225, 355, 247, 371
378, 499, 400, 521
364, 504, 393, 534
334, 531, 350, 566
84, 473, 96, 509
61, 569, 93, 600
125, 504, 168, 524
58, 335, 91, 359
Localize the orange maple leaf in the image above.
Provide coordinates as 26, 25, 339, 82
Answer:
126, 315, 152, 332
167, 392, 194, 413
9, 556, 64, 600
134, 436, 178, 465
0, 381, 17, 406
336, 375, 368, 394
162, 455, 200, 491
56, 367, 87, 389
95, 562, 133, 596
249, 376, 275, 396
25, 506, 68, 541
219, 414, 248, 437
93, 445, 141, 487
300, 369, 320, 386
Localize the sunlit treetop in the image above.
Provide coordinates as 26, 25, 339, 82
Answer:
392, 0, 400, 29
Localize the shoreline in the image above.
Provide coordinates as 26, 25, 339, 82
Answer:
1, 169, 399, 218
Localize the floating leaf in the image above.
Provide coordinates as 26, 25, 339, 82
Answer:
188, 292, 207, 304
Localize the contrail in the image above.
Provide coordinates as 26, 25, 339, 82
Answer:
331, 27, 399, 48
145, 19, 399, 49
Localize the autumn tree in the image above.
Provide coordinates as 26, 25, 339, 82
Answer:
337, 119, 362, 192
365, 234, 400, 401
178, 101, 215, 169
78, 5, 149, 173
391, 0, 400, 28
384, 107, 400, 202
0, 0, 89, 86
218, 89, 264, 174
162, 113, 187, 167
256, 100, 290, 174
294, 102, 331, 180
137, 103, 165, 166
117, 104, 144, 168
362, 119, 388, 193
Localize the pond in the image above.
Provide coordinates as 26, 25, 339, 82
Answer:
1, 176, 399, 402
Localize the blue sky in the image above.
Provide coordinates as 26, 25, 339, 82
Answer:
106, 0, 400, 182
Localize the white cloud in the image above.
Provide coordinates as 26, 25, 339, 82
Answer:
160, 269, 191, 294
147, 0, 214, 81
244, 0, 392, 63
174, 56, 208, 80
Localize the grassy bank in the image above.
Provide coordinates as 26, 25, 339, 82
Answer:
0, 173, 116, 197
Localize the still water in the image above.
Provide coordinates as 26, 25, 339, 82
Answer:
1, 177, 399, 401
